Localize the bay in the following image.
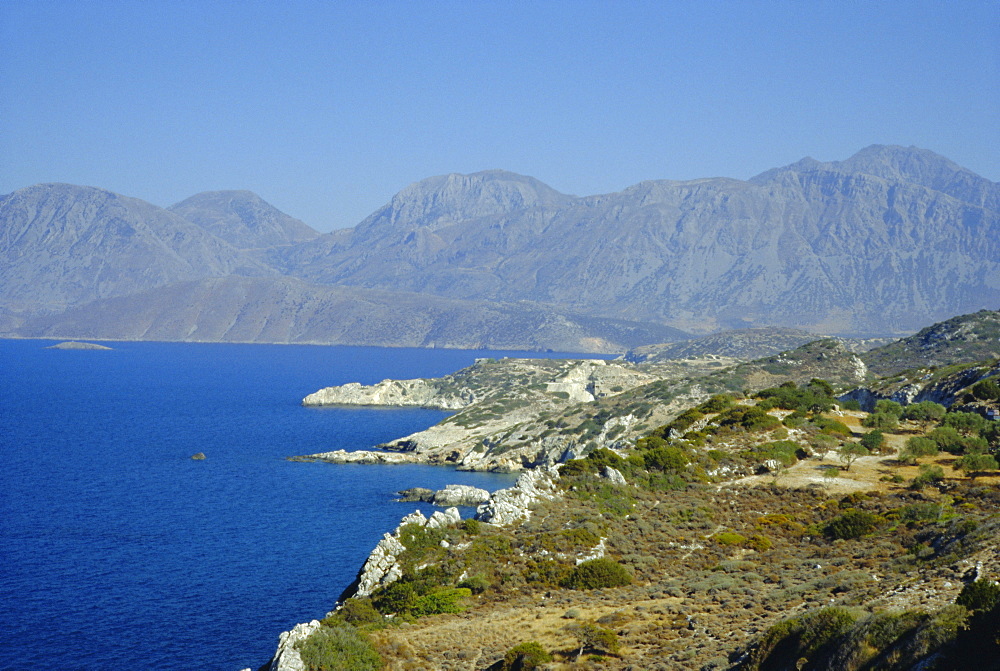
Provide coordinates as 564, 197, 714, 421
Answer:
0, 340, 590, 670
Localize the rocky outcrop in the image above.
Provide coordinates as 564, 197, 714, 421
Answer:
395, 484, 491, 506
349, 508, 462, 599
430, 484, 491, 507
840, 360, 1000, 410
302, 378, 472, 409
475, 467, 561, 526
396, 487, 435, 502
288, 449, 420, 465
296, 358, 662, 472
261, 619, 321, 671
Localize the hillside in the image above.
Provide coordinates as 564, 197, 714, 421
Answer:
625, 328, 891, 364
861, 309, 1000, 376
0, 183, 269, 318
3, 147, 998, 348
284, 145, 1000, 335
266, 366, 1000, 670
12, 276, 687, 352
168, 190, 320, 250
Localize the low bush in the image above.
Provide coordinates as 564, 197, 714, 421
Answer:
410, 587, 471, 617
825, 509, 883, 540
501, 641, 551, 670
330, 598, 383, 626
295, 624, 382, 671
956, 579, 1000, 613
862, 413, 898, 431
562, 557, 633, 590
910, 464, 945, 489
749, 606, 859, 670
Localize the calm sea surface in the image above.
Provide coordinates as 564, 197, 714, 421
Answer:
0, 340, 591, 670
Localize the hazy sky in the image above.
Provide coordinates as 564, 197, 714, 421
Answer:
2, 1, 997, 231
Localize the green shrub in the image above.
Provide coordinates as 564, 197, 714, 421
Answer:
410, 587, 471, 616
825, 509, 882, 540
752, 440, 802, 467
956, 579, 1000, 613
756, 381, 835, 412
840, 399, 862, 411
813, 416, 853, 437
331, 598, 383, 626
901, 401, 946, 424
562, 557, 633, 590
874, 399, 904, 417
457, 574, 490, 594
838, 442, 870, 471
910, 464, 945, 489
295, 624, 382, 671
956, 453, 999, 478
902, 436, 938, 458
699, 394, 736, 413
862, 412, 899, 431
943, 411, 988, 436
565, 621, 621, 656
899, 502, 941, 523
715, 531, 747, 546
642, 445, 689, 472
750, 607, 859, 669
970, 378, 1000, 401
371, 581, 417, 615
860, 430, 885, 452
501, 641, 552, 670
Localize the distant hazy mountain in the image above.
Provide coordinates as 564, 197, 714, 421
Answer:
168, 190, 319, 250
14, 276, 688, 352
285, 145, 999, 335
3, 146, 997, 350
0, 184, 269, 316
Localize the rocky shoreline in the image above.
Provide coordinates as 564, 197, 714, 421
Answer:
251, 468, 562, 671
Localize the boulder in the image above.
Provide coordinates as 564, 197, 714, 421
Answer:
264, 619, 321, 671
431, 484, 491, 507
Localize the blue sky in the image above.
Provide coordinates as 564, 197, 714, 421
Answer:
2, 0, 997, 231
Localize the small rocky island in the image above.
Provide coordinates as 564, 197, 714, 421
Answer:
45, 341, 113, 350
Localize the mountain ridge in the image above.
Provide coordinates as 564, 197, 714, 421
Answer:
3, 146, 998, 349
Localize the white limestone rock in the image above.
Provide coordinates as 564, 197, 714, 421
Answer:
351, 508, 461, 598
602, 466, 627, 486
431, 484, 491, 507
302, 378, 472, 409
476, 467, 560, 526
265, 619, 321, 671
301, 449, 419, 465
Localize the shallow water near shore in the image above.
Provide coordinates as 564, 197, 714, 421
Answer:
0, 340, 590, 670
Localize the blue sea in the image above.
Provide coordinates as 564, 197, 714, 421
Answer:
0, 340, 587, 671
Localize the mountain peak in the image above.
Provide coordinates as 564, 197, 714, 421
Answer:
357, 170, 572, 235
753, 145, 998, 209
169, 190, 318, 249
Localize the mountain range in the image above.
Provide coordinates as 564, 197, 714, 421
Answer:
2, 145, 997, 350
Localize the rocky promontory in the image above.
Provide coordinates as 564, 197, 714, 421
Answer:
302, 378, 473, 410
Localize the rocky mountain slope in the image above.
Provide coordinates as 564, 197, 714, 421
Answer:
625, 327, 892, 364
283, 145, 1000, 335
3, 146, 998, 348
860, 308, 1000, 376
0, 183, 269, 320
167, 190, 319, 250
